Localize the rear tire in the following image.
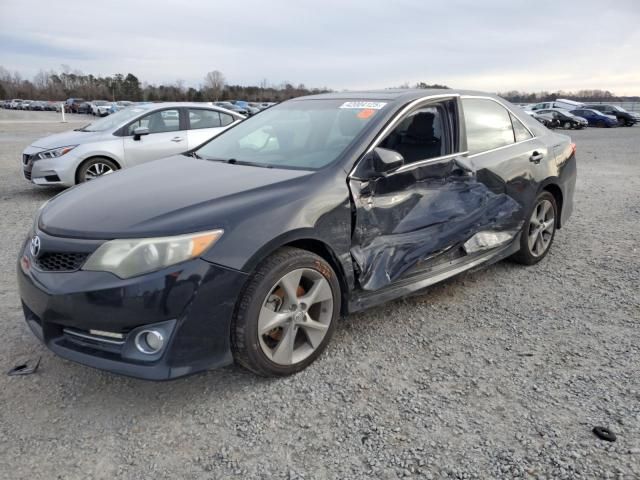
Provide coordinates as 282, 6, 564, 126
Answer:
231, 247, 341, 377
512, 191, 558, 265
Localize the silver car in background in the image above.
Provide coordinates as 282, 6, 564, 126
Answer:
21, 103, 244, 186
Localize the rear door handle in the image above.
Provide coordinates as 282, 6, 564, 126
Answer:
529, 151, 544, 164
171, 137, 184, 143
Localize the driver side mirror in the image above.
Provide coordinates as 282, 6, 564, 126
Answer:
354, 147, 404, 179
133, 126, 150, 141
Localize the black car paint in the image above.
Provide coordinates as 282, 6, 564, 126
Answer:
537, 110, 586, 129
584, 104, 637, 126
18, 89, 576, 379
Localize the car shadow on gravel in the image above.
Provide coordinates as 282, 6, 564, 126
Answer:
5, 186, 65, 202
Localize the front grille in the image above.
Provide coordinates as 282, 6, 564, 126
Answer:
34, 252, 88, 272
23, 154, 31, 165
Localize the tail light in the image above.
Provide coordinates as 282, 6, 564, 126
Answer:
570, 143, 577, 156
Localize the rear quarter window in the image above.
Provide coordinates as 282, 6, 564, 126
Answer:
462, 98, 515, 155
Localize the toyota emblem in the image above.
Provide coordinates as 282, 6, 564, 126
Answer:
30, 235, 41, 258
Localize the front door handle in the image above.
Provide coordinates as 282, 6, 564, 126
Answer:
171, 137, 184, 143
529, 151, 544, 164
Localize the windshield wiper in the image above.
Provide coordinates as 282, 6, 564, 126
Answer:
198, 156, 272, 168
226, 158, 273, 168
73, 124, 91, 132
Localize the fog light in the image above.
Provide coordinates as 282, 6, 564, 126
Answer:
134, 330, 164, 354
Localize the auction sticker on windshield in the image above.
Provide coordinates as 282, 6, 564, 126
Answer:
339, 101, 387, 110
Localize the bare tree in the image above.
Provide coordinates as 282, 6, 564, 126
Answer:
203, 70, 225, 100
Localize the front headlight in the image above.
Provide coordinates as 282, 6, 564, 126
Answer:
34, 145, 77, 160
83, 229, 223, 278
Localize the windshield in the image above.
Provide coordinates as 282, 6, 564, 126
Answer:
195, 99, 386, 170
80, 106, 152, 132
93, 100, 108, 106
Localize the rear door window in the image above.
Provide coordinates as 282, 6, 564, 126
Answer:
188, 109, 222, 129
220, 112, 235, 126
462, 98, 515, 155
510, 113, 533, 142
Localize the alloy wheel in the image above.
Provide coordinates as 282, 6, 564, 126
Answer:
84, 162, 114, 181
258, 268, 333, 365
528, 199, 555, 257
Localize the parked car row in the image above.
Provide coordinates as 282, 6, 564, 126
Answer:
2, 98, 276, 118
2, 99, 62, 111
521, 99, 639, 129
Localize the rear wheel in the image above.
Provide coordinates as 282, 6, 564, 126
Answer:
512, 191, 557, 265
76, 157, 118, 183
231, 247, 340, 376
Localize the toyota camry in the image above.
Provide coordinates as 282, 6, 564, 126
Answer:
17, 89, 576, 379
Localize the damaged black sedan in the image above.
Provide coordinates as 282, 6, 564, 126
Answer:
18, 90, 576, 379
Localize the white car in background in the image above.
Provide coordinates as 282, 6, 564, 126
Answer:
21, 103, 243, 187
90, 100, 111, 116
9, 99, 24, 109
526, 99, 584, 112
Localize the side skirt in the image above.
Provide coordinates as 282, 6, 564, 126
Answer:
347, 234, 521, 313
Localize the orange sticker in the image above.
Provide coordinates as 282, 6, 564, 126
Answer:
357, 109, 376, 119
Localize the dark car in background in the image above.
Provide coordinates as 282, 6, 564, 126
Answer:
583, 104, 637, 127
535, 109, 588, 129
570, 108, 618, 128
65, 98, 86, 113
214, 101, 249, 116
17, 90, 576, 380
32, 101, 47, 111
77, 102, 92, 114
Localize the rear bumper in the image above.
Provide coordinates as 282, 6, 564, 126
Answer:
557, 153, 577, 227
17, 244, 248, 380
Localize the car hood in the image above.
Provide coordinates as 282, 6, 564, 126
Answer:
30, 129, 107, 149
39, 156, 314, 239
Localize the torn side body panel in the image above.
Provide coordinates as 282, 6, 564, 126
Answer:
349, 158, 523, 291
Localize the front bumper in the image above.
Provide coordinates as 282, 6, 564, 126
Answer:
22, 148, 81, 186
17, 238, 248, 380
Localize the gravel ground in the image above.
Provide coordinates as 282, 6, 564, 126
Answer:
0, 110, 638, 479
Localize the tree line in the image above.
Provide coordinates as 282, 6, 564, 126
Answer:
0, 66, 330, 102
1, 65, 636, 103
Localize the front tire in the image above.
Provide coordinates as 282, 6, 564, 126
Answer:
231, 247, 341, 377
76, 157, 118, 183
512, 191, 557, 265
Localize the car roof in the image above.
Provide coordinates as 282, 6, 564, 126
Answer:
291, 89, 496, 103
127, 102, 244, 117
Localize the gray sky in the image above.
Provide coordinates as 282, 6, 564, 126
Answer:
1, 0, 639, 94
